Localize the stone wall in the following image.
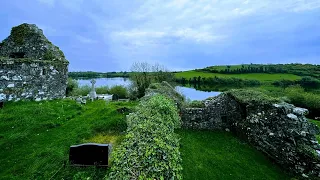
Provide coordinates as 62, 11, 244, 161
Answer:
0, 23, 69, 102
182, 91, 320, 178
0, 58, 68, 101
182, 94, 242, 130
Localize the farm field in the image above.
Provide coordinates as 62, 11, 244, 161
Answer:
175, 71, 301, 82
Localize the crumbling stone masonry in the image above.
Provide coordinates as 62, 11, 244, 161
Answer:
0, 23, 68, 101
182, 90, 320, 178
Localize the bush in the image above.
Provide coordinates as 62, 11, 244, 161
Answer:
285, 85, 320, 118
71, 85, 91, 96
109, 85, 128, 99
96, 86, 109, 94
299, 76, 320, 89
66, 78, 78, 96
272, 79, 296, 88
130, 62, 175, 98
108, 95, 182, 180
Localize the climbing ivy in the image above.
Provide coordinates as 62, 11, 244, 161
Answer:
108, 95, 182, 180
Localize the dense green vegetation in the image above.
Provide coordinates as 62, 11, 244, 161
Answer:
109, 95, 182, 179
199, 64, 320, 78
178, 130, 291, 180
67, 78, 129, 99
310, 119, 320, 143
0, 100, 137, 179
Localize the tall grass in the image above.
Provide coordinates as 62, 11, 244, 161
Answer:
284, 85, 320, 118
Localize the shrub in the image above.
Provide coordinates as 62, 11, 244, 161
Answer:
108, 85, 128, 99
130, 62, 175, 98
299, 76, 320, 89
66, 78, 78, 96
285, 85, 320, 118
108, 95, 182, 180
71, 85, 91, 96
272, 79, 296, 88
96, 86, 109, 94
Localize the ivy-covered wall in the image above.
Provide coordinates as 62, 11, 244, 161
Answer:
0, 58, 68, 101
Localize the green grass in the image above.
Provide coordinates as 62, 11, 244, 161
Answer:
178, 130, 292, 180
0, 100, 137, 180
175, 71, 301, 82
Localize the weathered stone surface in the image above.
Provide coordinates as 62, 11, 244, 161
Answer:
0, 23, 68, 101
0, 23, 66, 61
182, 90, 320, 178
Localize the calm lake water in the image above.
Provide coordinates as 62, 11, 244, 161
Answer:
77, 78, 220, 100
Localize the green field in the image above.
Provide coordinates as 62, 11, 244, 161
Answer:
178, 130, 291, 180
0, 100, 137, 179
175, 71, 301, 82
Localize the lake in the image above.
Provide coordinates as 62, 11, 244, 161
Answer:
77, 78, 220, 101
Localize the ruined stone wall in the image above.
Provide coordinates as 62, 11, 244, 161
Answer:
182, 94, 242, 130
0, 58, 68, 101
181, 92, 320, 178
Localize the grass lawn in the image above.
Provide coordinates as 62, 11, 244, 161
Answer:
178, 130, 292, 180
175, 71, 301, 82
0, 100, 137, 180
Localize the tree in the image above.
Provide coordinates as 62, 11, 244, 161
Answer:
130, 62, 174, 99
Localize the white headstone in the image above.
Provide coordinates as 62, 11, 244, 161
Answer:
89, 79, 97, 101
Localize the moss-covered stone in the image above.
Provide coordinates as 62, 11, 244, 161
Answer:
11, 24, 32, 45
226, 89, 279, 105
0, 23, 68, 62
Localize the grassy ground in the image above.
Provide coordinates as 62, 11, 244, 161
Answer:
178, 130, 292, 180
0, 100, 137, 180
175, 71, 301, 82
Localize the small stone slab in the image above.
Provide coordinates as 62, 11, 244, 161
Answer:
69, 143, 111, 166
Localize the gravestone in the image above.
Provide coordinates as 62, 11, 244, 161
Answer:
89, 79, 97, 101
69, 143, 111, 166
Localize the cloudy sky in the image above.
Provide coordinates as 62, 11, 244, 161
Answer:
1, 0, 320, 72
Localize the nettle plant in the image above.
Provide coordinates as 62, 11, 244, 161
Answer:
108, 95, 182, 180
